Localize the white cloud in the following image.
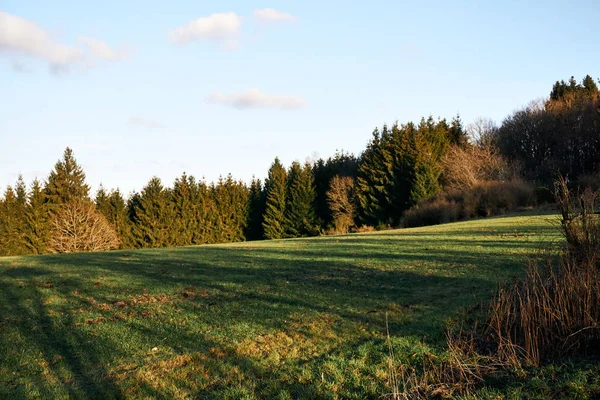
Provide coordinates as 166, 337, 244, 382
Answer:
253, 8, 296, 23
0, 11, 128, 72
77, 36, 129, 61
127, 115, 166, 129
205, 88, 306, 110
169, 12, 242, 48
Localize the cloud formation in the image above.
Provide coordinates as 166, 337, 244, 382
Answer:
127, 115, 166, 129
253, 8, 296, 23
205, 88, 306, 110
0, 11, 128, 72
168, 12, 242, 49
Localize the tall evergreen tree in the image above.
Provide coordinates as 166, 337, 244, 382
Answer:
96, 187, 133, 249
0, 185, 27, 255
130, 177, 175, 248
262, 157, 288, 240
246, 177, 266, 240
45, 147, 90, 206
171, 173, 196, 246
286, 161, 316, 237
212, 175, 249, 243
24, 179, 50, 254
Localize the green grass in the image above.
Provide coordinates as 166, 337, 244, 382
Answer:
1, 212, 594, 399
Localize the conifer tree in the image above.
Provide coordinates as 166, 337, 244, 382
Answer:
96, 187, 133, 249
0, 185, 27, 255
45, 147, 90, 206
193, 179, 216, 244
262, 157, 288, 239
356, 126, 393, 225
246, 177, 266, 240
130, 177, 175, 248
171, 173, 196, 246
286, 161, 316, 237
212, 175, 249, 243
24, 179, 50, 254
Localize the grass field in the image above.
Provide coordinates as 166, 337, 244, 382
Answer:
2, 212, 590, 399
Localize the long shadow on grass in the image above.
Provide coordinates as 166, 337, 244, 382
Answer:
0, 268, 131, 399
0, 225, 558, 399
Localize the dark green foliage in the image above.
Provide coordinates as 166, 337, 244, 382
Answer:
23, 179, 50, 254
550, 75, 599, 101
312, 150, 358, 229
0, 184, 27, 256
130, 177, 176, 248
170, 173, 197, 247
96, 187, 133, 249
263, 158, 288, 239
286, 161, 317, 237
45, 147, 90, 206
356, 118, 452, 226
211, 175, 249, 243
246, 178, 266, 240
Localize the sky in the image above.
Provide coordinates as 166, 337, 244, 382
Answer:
1, 0, 599, 196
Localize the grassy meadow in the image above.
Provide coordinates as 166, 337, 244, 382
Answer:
3, 212, 593, 399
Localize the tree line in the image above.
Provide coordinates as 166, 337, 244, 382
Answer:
1, 74, 599, 254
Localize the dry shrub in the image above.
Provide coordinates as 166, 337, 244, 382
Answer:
352, 225, 375, 233
402, 180, 534, 228
392, 178, 600, 398
49, 199, 120, 253
474, 177, 600, 368
441, 145, 517, 190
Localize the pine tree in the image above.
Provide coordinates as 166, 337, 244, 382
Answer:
212, 175, 249, 243
24, 179, 50, 254
96, 187, 133, 249
286, 161, 316, 237
262, 157, 288, 239
0, 185, 27, 255
246, 177, 266, 240
171, 173, 196, 246
45, 147, 90, 206
356, 126, 393, 225
130, 177, 175, 248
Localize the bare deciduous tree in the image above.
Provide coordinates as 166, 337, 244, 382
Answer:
467, 117, 498, 148
326, 175, 356, 234
441, 145, 518, 189
49, 200, 120, 253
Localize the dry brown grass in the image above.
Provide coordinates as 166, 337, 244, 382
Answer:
392, 177, 600, 397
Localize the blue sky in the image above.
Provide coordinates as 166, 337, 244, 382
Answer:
1, 0, 599, 195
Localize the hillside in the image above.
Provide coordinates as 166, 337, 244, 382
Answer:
0, 213, 564, 399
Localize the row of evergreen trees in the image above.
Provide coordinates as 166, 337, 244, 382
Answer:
5, 73, 596, 255
0, 114, 466, 255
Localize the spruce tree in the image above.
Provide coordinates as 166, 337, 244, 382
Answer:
286, 161, 316, 237
212, 175, 249, 243
130, 177, 175, 248
246, 177, 266, 240
262, 157, 288, 239
171, 173, 196, 246
45, 147, 90, 206
24, 179, 50, 254
0, 185, 27, 255
96, 187, 133, 249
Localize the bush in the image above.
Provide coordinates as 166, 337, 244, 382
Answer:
402, 180, 535, 228
441, 145, 517, 190
49, 200, 120, 253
